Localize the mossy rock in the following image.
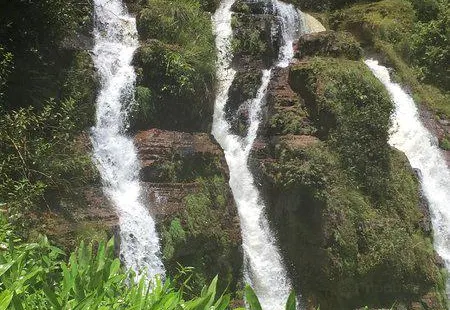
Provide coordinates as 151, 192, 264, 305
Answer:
258, 140, 446, 309
232, 0, 274, 14
231, 12, 279, 66
329, 0, 415, 46
284, 0, 374, 11
289, 57, 393, 197
157, 175, 242, 298
199, 0, 221, 12
252, 53, 447, 308
439, 134, 450, 151
296, 31, 362, 60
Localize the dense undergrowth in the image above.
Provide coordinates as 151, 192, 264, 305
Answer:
128, 0, 217, 132
0, 216, 295, 309
327, 0, 449, 120
0, 1, 98, 228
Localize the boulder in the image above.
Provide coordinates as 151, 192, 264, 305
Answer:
296, 30, 362, 60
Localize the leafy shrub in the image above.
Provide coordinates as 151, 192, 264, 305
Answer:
406, 15, 449, 89
0, 100, 97, 223
439, 135, 450, 150
330, 0, 450, 115
0, 0, 93, 109
132, 0, 216, 132
0, 219, 297, 309
0, 47, 12, 101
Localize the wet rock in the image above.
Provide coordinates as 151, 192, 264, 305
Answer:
414, 169, 433, 235
134, 129, 242, 295
296, 30, 362, 60
60, 33, 94, 51
232, 0, 275, 15
263, 66, 315, 136
35, 187, 118, 251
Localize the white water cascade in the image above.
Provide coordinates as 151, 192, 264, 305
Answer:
90, 0, 164, 278
365, 59, 450, 293
212, 1, 301, 308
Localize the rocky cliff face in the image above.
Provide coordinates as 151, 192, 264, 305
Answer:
134, 129, 242, 293
225, 0, 282, 136
249, 30, 447, 309
121, 0, 244, 296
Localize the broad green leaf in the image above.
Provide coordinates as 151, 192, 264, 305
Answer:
245, 286, 262, 310
0, 289, 13, 310
285, 291, 296, 310
0, 261, 14, 277
43, 284, 61, 308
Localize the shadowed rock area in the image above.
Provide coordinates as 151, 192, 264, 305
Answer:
135, 129, 242, 295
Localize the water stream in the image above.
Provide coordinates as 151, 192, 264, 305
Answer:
212, 1, 301, 308
90, 0, 164, 278
366, 59, 450, 294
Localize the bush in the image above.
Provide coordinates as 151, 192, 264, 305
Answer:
439, 135, 450, 150
132, 0, 216, 132
330, 0, 450, 115
0, 219, 296, 309
0, 0, 93, 109
0, 100, 97, 223
406, 16, 449, 89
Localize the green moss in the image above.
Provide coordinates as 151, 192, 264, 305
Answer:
290, 57, 393, 198
256, 49, 447, 308
62, 51, 98, 128
269, 108, 316, 136
162, 219, 187, 260
263, 141, 445, 309
160, 175, 241, 297
284, 0, 372, 11
231, 13, 277, 63
297, 31, 362, 60
199, 0, 220, 12
148, 153, 224, 183
439, 135, 450, 150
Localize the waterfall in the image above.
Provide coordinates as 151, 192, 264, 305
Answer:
365, 59, 450, 294
90, 0, 164, 278
212, 1, 301, 308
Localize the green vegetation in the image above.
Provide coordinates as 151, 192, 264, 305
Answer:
0, 0, 93, 109
254, 54, 448, 308
230, 12, 277, 64
130, 0, 216, 132
329, 0, 450, 119
0, 100, 97, 223
0, 217, 295, 309
296, 31, 362, 60
159, 173, 241, 297
285, 0, 369, 11
0, 1, 98, 230
439, 134, 450, 150
290, 57, 393, 198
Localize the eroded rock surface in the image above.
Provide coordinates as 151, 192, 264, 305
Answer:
135, 129, 242, 294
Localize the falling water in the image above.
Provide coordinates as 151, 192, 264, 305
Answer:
212, 1, 301, 308
365, 59, 450, 293
90, 0, 164, 277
